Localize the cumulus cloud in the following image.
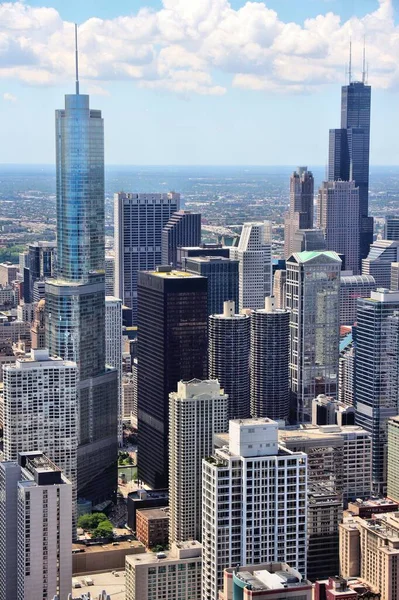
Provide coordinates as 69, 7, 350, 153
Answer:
3, 91, 16, 101
0, 0, 397, 95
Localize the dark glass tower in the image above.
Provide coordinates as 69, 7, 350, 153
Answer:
45, 63, 118, 503
161, 210, 202, 267
137, 267, 208, 489
328, 80, 372, 261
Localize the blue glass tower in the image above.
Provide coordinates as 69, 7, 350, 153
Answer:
46, 33, 118, 503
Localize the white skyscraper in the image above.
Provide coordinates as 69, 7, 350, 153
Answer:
169, 379, 228, 545
362, 240, 399, 289
230, 221, 272, 311
114, 192, 180, 322
3, 349, 78, 526
339, 274, 376, 326
105, 254, 115, 296
202, 418, 307, 600
105, 296, 123, 444
0, 452, 72, 600
286, 251, 341, 422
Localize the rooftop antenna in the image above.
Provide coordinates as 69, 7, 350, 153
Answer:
75, 23, 80, 95
362, 36, 366, 84
348, 38, 352, 84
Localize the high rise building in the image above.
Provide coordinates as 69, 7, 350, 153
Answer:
339, 274, 376, 326
362, 240, 399, 288
230, 221, 272, 311
286, 251, 341, 422
105, 296, 123, 444
114, 192, 180, 322
273, 268, 286, 309
137, 267, 208, 489
45, 78, 118, 503
317, 180, 360, 274
284, 167, 314, 258
30, 299, 46, 350
339, 334, 355, 406
355, 289, 399, 493
25, 241, 56, 303
391, 263, 399, 291
177, 243, 230, 268
209, 301, 251, 419
291, 229, 327, 254
161, 210, 201, 267
3, 349, 78, 524
251, 297, 290, 421
0, 453, 72, 600
105, 254, 115, 296
0, 262, 18, 287
328, 79, 372, 261
169, 379, 228, 544
183, 256, 239, 316
387, 416, 399, 504
202, 418, 308, 599
385, 216, 399, 241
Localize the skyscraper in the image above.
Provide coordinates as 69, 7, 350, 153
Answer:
105, 254, 115, 296
362, 240, 399, 288
169, 379, 228, 544
25, 241, 56, 303
328, 78, 372, 261
291, 229, 326, 254
161, 210, 202, 267
317, 180, 360, 274
230, 221, 272, 311
385, 216, 399, 241
184, 256, 239, 316
355, 289, 399, 493
391, 262, 399, 291
137, 267, 208, 489
114, 192, 180, 323
202, 418, 308, 599
251, 297, 290, 421
273, 269, 286, 309
209, 300, 251, 419
30, 299, 46, 349
284, 167, 314, 258
105, 296, 123, 445
339, 274, 376, 326
286, 251, 341, 422
45, 55, 118, 503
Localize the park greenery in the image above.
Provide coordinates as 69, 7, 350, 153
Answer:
77, 512, 114, 539
118, 451, 134, 466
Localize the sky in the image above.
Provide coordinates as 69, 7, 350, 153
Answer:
0, 0, 399, 165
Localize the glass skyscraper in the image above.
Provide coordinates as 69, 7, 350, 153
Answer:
328, 81, 372, 262
46, 91, 118, 503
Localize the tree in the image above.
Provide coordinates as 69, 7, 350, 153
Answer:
93, 519, 114, 539
78, 512, 107, 531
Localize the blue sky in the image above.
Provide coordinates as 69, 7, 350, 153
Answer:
0, 0, 398, 165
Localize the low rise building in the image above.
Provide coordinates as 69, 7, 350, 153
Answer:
72, 540, 145, 575
136, 507, 169, 549
314, 577, 380, 600
125, 541, 202, 600
127, 489, 169, 532
346, 498, 399, 519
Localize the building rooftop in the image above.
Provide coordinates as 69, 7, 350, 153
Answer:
72, 540, 144, 555
70, 571, 125, 600
290, 250, 341, 264
225, 563, 309, 592
126, 541, 202, 566
148, 267, 202, 279
279, 424, 369, 444
136, 507, 169, 520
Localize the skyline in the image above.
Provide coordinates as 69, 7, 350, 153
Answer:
1, 0, 399, 165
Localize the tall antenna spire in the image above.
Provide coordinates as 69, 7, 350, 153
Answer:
348, 38, 352, 84
75, 23, 80, 95
362, 36, 366, 84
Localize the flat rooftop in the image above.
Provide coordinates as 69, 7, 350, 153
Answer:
136, 507, 169, 520
148, 269, 202, 279
279, 424, 368, 443
72, 540, 144, 554
72, 571, 125, 600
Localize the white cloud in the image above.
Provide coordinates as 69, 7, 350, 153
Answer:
3, 91, 16, 101
0, 0, 397, 95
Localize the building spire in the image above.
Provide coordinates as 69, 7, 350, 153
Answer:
348, 38, 352, 84
75, 23, 80, 95
362, 36, 366, 84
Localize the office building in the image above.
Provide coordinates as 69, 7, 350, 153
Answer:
307, 483, 342, 581
279, 424, 372, 503
339, 274, 376, 325
0, 453, 72, 600
312, 395, 355, 427
0, 262, 18, 287
328, 79, 372, 261
339, 512, 399, 600
387, 417, 399, 503
339, 332, 355, 406
355, 289, 399, 493
3, 349, 78, 524
137, 267, 208, 489
161, 210, 201, 267
25, 241, 56, 303
362, 240, 399, 288
286, 251, 341, 422
169, 379, 228, 544
315, 577, 380, 600
291, 229, 327, 254
105, 296, 123, 444
30, 299, 46, 350
317, 180, 360, 274
273, 269, 286, 309
230, 221, 272, 311
391, 262, 399, 291
209, 301, 251, 419
127, 488, 169, 532
202, 419, 307, 600
105, 254, 115, 296
177, 243, 230, 268
284, 167, 314, 258
45, 81, 118, 503
136, 507, 169, 549
184, 256, 239, 316
122, 371, 136, 423
125, 541, 202, 600
385, 216, 399, 241
251, 297, 290, 421
220, 563, 311, 600
32, 280, 45, 302
114, 192, 180, 322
